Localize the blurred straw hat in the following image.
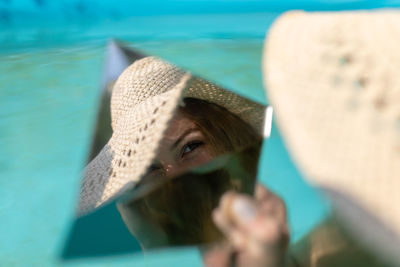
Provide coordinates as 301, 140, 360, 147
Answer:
79, 56, 265, 215
263, 10, 400, 264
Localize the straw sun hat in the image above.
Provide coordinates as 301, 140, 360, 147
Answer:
79, 56, 265, 215
263, 10, 400, 264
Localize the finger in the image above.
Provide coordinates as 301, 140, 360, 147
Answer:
218, 190, 238, 221
203, 243, 234, 267
219, 190, 288, 239
250, 216, 288, 245
226, 195, 260, 249
213, 207, 248, 250
216, 191, 256, 230
230, 195, 258, 226
212, 208, 232, 235
228, 196, 289, 250
255, 183, 271, 201
258, 193, 287, 223
213, 191, 237, 234
213, 192, 243, 246
219, 188, 290, 267
272, 194, 287, 224
214, 193, 259, 250
215, 192, 290, 267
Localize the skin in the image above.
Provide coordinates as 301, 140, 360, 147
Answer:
118, 109, 289, 265
204, 185, 290, 267
145, 110, 215, 179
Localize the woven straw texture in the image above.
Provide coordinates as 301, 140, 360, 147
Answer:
263, 10, 400, 249
79, 57, 265, 214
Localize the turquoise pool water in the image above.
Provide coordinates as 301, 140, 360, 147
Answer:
0, 13, 330, 266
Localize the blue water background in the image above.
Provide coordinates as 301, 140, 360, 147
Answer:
1, 0, 398, 20
2, 1, 397, 265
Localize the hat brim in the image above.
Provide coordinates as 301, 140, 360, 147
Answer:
263, 10, 400, 264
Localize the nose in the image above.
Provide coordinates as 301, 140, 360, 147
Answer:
165, 164, 173, 174
160, 161, 176, 178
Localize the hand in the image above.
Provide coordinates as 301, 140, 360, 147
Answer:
204, 184, 290, 267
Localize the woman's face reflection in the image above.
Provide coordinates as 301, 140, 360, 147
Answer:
145, 110, 215, 180
118, 98, 262, 249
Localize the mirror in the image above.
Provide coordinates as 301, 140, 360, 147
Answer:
63, 40, 269, 258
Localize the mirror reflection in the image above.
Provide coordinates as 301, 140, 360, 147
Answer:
77, 48, 270, 252
118, 143, 262, 249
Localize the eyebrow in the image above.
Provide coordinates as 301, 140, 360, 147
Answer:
170, 127, 198, 151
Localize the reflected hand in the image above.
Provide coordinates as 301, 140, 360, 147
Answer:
204, 184, 290, 267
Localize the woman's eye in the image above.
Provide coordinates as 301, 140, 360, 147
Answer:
182, 141, 203, 157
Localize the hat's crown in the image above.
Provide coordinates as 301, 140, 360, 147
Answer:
110, 57, 186, 130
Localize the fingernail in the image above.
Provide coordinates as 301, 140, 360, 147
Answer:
231, 197, 257, 223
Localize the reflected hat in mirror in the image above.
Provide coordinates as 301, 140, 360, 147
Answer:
79, 56, 265, 215
263, 10, 400, 264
